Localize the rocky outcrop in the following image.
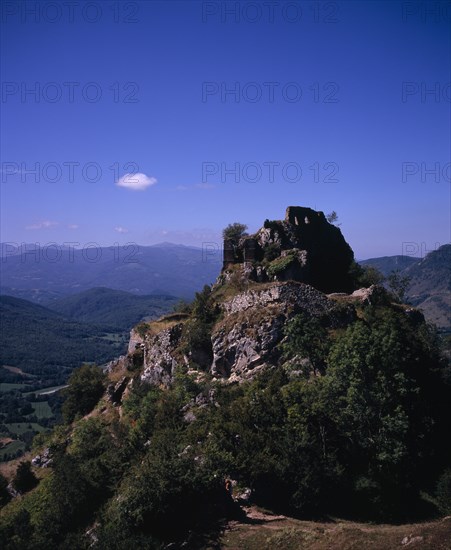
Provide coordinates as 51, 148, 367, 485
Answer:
327, 284, 391, 307
135, 281, 356, 386
135, 281, 357, 386
107, 376, 130, 406
140, 324, 183, 386
211, 282, 355, 382
131, 208, 378, 386
128, 328, 145, 354
32, 447, 53, 468
104, 355, 129, 373
222, 206, 355, 293
349, 285, 390, 306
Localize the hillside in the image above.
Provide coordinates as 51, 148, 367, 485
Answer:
0, 296, 127, 375
359, 255, 418, 276
0, 296, 126, 462
0, 243, 222, 302
1, 207, 450, 549
48, 287, 179, 330
220, 507, 451, 549
360, 245, 450, 331
403, 245, 451, 330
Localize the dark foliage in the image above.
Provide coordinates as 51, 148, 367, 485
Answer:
12, 461, 38, 494
61, 365, 106, 423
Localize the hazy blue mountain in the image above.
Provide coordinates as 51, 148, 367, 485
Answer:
359, 255, 418, 276
49, 287, 179, 330
0, 243, 222, 302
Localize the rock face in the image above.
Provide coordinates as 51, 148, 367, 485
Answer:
107, 376, 130, 406
222, 206, 355, 293
211, 282, 355, 382
31, 448, 53, 468
137, 281, 355, 386
128, 328, 145, 354
140, 324, 183, 386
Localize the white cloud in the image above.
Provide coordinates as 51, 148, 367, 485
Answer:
114, 226, 129, 234
116, 172, 157, 191
25, 220, 59, 230
68, 224, 79, 230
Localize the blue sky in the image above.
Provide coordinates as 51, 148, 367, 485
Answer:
1, 0, 450, 259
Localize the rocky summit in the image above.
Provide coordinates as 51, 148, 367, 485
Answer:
125, 207, 399, 387
222, 206, 355, 293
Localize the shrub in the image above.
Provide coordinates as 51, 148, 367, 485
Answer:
263, 242, 280, 263
436, 469, 451, 515
136, 322, 151, 338
358, 265, 385, 287
267, 253, 296, 278
12, 461, 38, 494
62, 364, 106, 423
0, 472, 10, 506
222, 222, 248, 244
129, 347, 144, 371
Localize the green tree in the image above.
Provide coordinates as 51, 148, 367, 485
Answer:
0, 472, 10, 506
27, 455, 92, 546
222, 222, 248, 244
62, 364, 106, 423
12, 461, 38, 494
281, 376, 342, 513
324, 308, 446, 519
358, 265, 385, 287
99, 428, 227, 544
282, 313, 330, 375
326, 211, 340, 226
436, 469, 451, 515
387, 269, 411, 302
192, 284, 216, 324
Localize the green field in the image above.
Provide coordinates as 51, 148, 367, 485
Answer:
5, 423, 48, 435
0, 440, 26, 459
0, 383, 30, 392
29, 402, 53, 418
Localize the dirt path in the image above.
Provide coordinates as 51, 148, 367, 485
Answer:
220, 507, 451, 550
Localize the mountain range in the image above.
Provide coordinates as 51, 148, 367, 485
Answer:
0, 242, 222, 302
1, 242, 449, 330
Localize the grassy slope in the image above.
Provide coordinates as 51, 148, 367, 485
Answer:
220, 507, 451, 550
